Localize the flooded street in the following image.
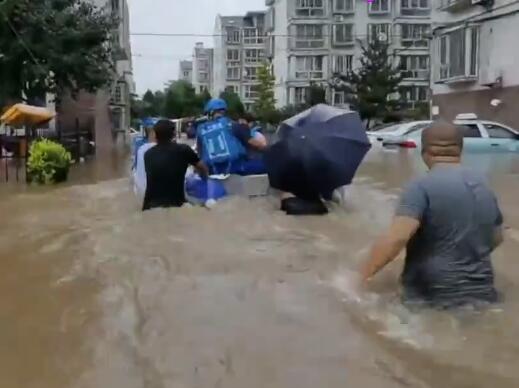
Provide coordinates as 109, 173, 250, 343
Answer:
1, 148, 519, 388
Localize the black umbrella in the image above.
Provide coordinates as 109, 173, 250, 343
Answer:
265, 104, 371, 198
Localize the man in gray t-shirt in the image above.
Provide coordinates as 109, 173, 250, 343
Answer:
361, 122, 504, 308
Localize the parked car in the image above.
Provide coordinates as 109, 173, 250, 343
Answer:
366, 121, 432, 147
401, 114, 519, 153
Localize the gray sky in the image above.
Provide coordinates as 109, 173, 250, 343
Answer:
128, 0, 266, 95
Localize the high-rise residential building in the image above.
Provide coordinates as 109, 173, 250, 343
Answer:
192, 43, 213, 94
430, 0, 519, 127
265, 0, 431, 109
179, 60, 193, 83
213, 12, 267, 111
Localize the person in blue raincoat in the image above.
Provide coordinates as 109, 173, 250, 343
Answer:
196, 99, 267, 176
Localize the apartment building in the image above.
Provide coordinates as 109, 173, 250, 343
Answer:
192, 43, 213, 94
430, 0, 519, 127
178, 60, 194, 83
265, 0, 432, 108
213, 12, 267, 111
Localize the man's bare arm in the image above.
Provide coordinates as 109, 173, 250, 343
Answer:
248, 133, 268, 151
493, 225, 504, 250
360, 216, 420, 282
194, 161, 209, 178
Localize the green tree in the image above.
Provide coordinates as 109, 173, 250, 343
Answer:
0, 0, 116, 105
331, 38, 402, 128
197, 89, 212, 109
253, 63, 276, 122
163, 80, 200, 118
306, 83, 327, 106
219, 90, 245, 120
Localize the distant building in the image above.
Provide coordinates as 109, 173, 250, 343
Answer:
213, 12, 267, 111
192, 43, 213, 94
179, 60, 193, 83
265, 0, 431, 109
430, 0, 519, 127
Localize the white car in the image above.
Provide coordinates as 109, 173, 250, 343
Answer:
403, 114, 519, 153
367, 121, 432, 147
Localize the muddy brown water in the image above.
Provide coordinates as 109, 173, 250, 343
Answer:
0, 147, 518, 388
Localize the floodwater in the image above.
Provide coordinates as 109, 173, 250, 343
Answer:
1, 147, 519, 388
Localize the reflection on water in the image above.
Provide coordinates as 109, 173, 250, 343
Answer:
0, 149, 518, 388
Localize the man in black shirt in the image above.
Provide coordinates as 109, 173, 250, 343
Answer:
143, 120, 208, 211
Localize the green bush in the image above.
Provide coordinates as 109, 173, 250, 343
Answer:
27, 139, 72, 184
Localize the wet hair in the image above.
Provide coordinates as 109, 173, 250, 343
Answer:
153, 119, 175, 145
241, 113, 256, 124
421, 121, 463, 158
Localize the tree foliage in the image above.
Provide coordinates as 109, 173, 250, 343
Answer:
0, 0, 116, 106
306, 83, 327, 106
219, 90, 245, 120
253, 63, 276, 122
331, 38, 402, 127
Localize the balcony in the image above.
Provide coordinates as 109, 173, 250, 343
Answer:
439, 0, 472, 11
399, 0, 431, 16
401, 69, 429, 80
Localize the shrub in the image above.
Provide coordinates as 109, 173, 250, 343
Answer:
27, 139, 72, 184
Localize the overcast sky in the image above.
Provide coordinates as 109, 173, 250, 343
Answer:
127, 0, 266, 95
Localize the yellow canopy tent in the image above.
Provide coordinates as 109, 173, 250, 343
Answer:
0, 103, 55, 127
0, 104, 55, 183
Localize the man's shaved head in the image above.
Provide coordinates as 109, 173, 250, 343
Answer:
422, 121, 463, 158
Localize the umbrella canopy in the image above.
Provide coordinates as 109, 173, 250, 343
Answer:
265, 105, 371, 197
0, 103, 55, 127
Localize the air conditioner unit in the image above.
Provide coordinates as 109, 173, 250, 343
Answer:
334, 15, 345, 22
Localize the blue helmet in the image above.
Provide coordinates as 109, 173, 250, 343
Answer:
204, 98, 228, 114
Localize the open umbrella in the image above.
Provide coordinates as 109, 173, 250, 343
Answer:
265, 104, 371, 198
0, 103, 54, 127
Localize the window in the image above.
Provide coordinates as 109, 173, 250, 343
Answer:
401, 0, 429, 10
401, 24, 429, 47
227, 67, 240, 80
295, 24, 325, 49
244, 85, 260, 99
295, 0, 325, 17
400, 55, 429, 78
227, 49, 240, 61
244, 49, 265, 64
458, 125, 481, 138
333, 24, 354, 46
244, 67, 258, 81
243, 28, 264, 45
400, 86, 428, 102
438, 26, 479, 82
332, 55, 353, 74
198, 72, 209, 82
114, 85, 122, 103
198, 59, 209, 71
295, 87, 308, 104
225, 85, 238, 94
333, 91, 345, 105
368, 24, 391, 42
183, 71, 190, 78
484, 124, 517, 139
369, 0, 390, 13
226, 27, 241, 44
295, 56, 324, 79
333, 0, 354, 13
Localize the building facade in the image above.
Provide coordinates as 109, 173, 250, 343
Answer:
213, 12, 267, 111
192, 43, 213, 94
179, 60, 193, 83
430, 0, 519, 128
265, 0, 432, 108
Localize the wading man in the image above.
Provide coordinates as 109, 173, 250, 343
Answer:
143, 120, 208, 211
361, 122, 504, 308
